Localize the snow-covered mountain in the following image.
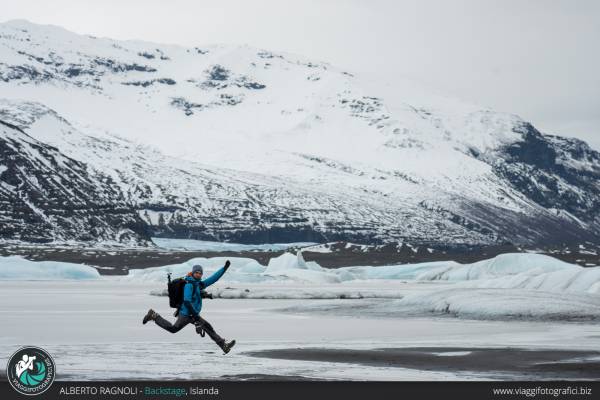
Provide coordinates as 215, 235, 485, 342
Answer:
0, 119, 148, 244
0, 20, 598, 247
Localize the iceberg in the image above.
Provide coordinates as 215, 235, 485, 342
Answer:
110, 251, 600, 294
4, 251, 600, 299
264, 252, 308, 272
412, 253, 576, 281
0, 256, 100, 280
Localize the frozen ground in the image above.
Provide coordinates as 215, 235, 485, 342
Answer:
1, 252, 600, 380
1, 279, 599, 381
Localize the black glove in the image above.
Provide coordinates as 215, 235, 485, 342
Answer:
195, 321, 205, 336
224, 260, 231, 271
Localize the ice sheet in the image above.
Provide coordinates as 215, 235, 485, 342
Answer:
1, 280, 599, 381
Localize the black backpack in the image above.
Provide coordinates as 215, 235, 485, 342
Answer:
167, 273, 210, 309
167, 274, 187, 309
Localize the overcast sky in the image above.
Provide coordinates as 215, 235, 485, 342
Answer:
3, 0, 599, 149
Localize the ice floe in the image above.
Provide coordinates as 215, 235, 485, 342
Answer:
0, 256, 100, 280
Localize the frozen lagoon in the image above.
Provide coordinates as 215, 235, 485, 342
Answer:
1, 252, 600, 380
1, 278, 599, 381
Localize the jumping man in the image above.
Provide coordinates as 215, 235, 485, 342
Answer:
142, 261, 236, 354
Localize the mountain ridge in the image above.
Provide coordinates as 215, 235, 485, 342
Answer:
0, 20, 598, 247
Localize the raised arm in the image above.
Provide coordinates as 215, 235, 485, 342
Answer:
201, 261, 230, 287
201, 267, 225, 288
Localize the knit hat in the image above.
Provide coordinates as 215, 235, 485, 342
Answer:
192, 264, 203, 274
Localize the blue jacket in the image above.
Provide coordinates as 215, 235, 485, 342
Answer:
179, 266, 226, 317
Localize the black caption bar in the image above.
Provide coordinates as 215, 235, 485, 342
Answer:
0, 381, 598, 400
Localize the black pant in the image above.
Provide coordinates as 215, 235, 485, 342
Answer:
154, 313, 225, 347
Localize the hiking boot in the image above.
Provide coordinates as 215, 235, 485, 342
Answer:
142, 309, 158, 325
221, 340, 236, 354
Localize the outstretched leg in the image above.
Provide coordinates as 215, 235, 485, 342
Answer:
154, 313, 192, 333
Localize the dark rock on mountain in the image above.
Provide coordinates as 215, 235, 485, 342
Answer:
0, 120, 150, 245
